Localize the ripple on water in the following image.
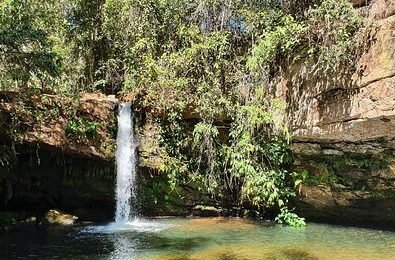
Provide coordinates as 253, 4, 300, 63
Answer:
1, 218, 395, 260
81, 218, 171, 234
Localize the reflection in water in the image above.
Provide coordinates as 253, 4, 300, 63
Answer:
82, 219, 170, 233
82, 219, 170, 259
1, 218, 395, 259
109, 234, 136, 260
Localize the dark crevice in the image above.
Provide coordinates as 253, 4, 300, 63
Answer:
358, 72, 395, 89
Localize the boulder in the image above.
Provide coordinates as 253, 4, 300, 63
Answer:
44, 209, 78, 225
191, 205, 221, 217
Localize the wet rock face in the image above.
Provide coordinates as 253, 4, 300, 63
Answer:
291, 143, 395, 226
0, 93, 118, 223
0, 148, 115, 219
295, 185, 395, 227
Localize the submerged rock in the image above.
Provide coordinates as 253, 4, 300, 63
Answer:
191, 205, 221, 217
267, 248, 318, 260
44, 209, 78, 225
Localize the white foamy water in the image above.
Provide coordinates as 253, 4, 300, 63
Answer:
81, 103, 170, 235
82, 219, 170, 234
115, 102, 137, 223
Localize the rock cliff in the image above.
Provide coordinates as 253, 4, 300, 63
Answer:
0, 92, 118, 222
0, 92, 118, 160
287, 0, 395, 227
1, 0, 395, 227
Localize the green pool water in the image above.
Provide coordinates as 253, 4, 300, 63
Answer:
1, 217, 395, 259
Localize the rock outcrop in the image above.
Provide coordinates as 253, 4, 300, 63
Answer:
0, 93, 118, 223
0, 92, 118, 160
288, 4, 395, 143
43, 209, 78, 225
2, 0, 395, 227
287, 0, 395, 227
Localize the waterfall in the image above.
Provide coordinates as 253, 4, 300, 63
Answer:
115, 102, 137, 223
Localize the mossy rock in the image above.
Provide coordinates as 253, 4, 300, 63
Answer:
192, 205, 221, 217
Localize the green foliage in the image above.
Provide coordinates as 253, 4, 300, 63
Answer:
159, 156, 189, 191
156, 84, 304, 225
224, 89, 293, 208
0, 0, 368, 226
300, 163, 338, 186
140, 172, 188, 215
193, 122, 220, 191
115, 0, 365, 225
275, 207, 306, 227
65, 0, 107, 91
371, 190, 395, 200
305, 0, 364, 74
0, 0, 60, 89
295, 153, 394, 190
339, 155, 393, 170
0, 0, 365, 95
340, 158, 374, 169
66, 118, 98, 142
248, 0, 365, 76
247, 14, 306, 71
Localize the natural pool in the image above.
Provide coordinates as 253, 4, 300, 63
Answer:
1, 217, 395, 259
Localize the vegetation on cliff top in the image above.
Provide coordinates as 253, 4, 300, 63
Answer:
0, 0, 366, 226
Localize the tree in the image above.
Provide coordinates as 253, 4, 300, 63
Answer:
0, 0, 60, 90
65, 0, 107, 91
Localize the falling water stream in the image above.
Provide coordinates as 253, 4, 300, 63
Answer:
1, 105, 395, 259
115, 102, 137, 223
97, 103, 166, 233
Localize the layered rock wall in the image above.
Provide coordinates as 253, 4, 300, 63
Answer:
288, 1, 395, 227
0, 92, 118, 159
0, 93, 118, 221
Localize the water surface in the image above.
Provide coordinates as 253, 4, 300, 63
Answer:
1, 218, 395, 259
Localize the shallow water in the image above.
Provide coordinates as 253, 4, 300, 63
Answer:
1, 218, 395, 259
